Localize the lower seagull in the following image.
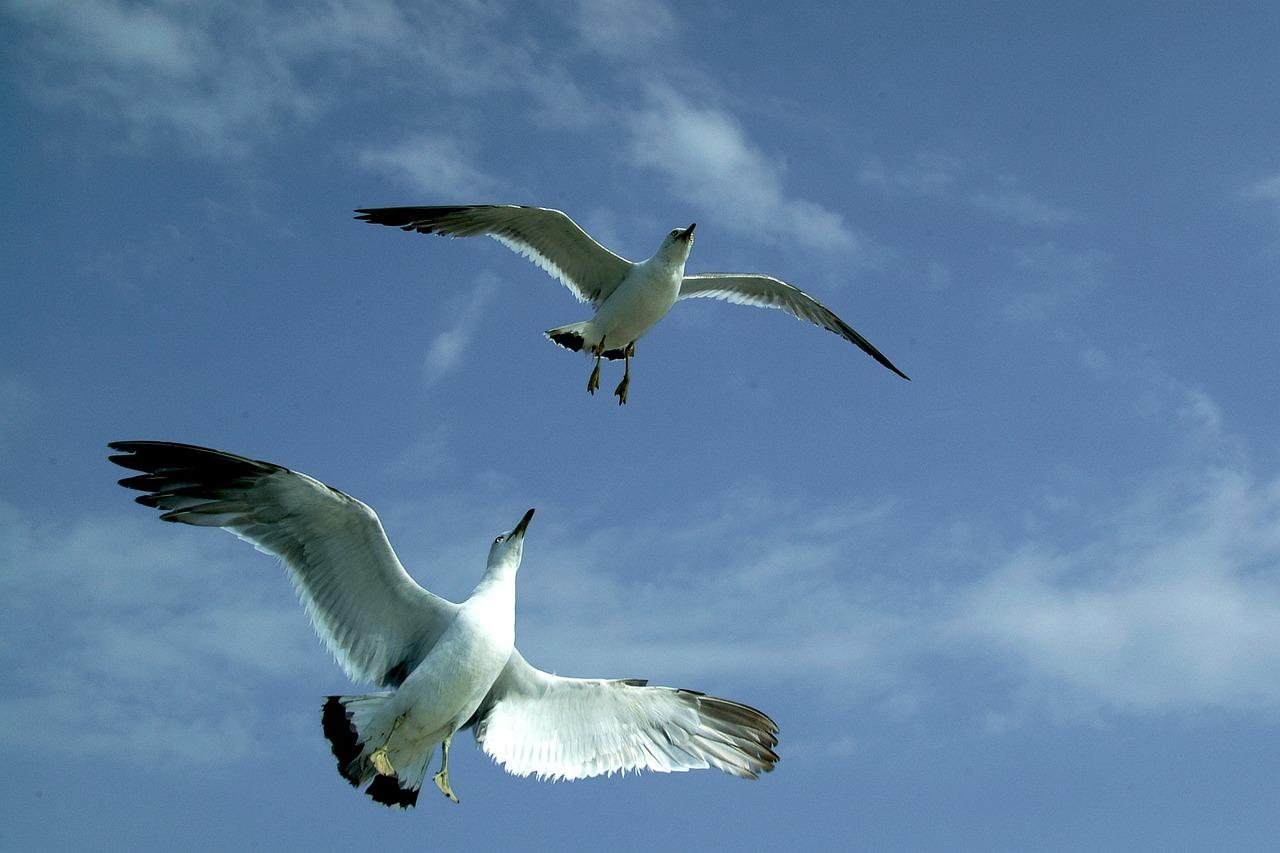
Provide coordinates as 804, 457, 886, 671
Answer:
109, 441, 779, 808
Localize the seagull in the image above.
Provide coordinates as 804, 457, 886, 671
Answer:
354, 205, 909, 404
109, 441, 779, 808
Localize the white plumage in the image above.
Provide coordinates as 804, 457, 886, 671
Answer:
355, 204, 909, 403
110, 441, 778, 808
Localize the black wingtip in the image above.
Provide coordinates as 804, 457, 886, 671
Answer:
322, 696, 364, 787
366, 774, 420, 809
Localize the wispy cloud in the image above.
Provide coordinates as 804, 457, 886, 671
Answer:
0, 505, 322, 763
969, 182, 1074, 227
858, 153, 965, 199
572, 0, 678, 59
997, 243, 1106, 328
860, 152, 1073, 228
948, 464, 1280, 715
422, 274, 499, 385
1242, 173, 1280, 202
625, 86, 862, 254
516, 378, 1280, 720
3, 0, 539, 157
358, 134, 501, 199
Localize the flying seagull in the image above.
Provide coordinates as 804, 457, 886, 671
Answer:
109, 441, 779, 808
354, 205, 909, 404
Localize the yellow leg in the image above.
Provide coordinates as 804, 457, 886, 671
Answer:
369, 714, 405, 776
432, 732, 460, 803
587, 336, 605, 395
613, 343, 634, 405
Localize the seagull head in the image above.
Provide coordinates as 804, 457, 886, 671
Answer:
661, 223, 696, 259
487, 507, 535, 570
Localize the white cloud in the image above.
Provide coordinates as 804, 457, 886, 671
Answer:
625, 86, 861, 254
948, 466, 1280, 714
358, 134, 499, 199
1243, 173, 1280, 201
968, 183, 1073, 227
860, 152, 1073, 227
6, 0, 332, 155
3, 0, 549, 157
422, 274, 499, 385
0, 505, 323, 764
997, 243, 1105, 328
572, 0, 677, 58
858, 153, 964, 199
515, 493, 918, 706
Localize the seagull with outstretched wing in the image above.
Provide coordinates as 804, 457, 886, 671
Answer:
109, 441, 778, 809
355, 205, 910, 403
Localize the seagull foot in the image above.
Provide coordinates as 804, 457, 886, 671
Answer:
613, 375, 629, 405
587, 362, 601, 395
369, 746, 395, 777
433, 769, 460, 803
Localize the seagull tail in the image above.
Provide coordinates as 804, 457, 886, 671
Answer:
545, 322, 590, 353
546, 323, 626, 360
322, 694, 431, 809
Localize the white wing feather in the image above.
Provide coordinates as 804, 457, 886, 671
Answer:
471, 651, 778, 781
355, 205, 633, 307
679, 272, 910, 379
109, 441, 458, 687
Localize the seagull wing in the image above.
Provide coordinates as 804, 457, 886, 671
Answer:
679, 272, 910, 380
355, 205, 633, 307
469, 650, 779, 781
109, 441, 458, 688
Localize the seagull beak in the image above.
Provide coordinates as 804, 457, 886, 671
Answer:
680, 223, 697, 241
511, 508, 535, 539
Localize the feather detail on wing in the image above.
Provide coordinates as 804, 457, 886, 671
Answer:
109, 441, 457, 687
470, 651, 779, 781
354, 205, 633, 307
679, 273, 910, 380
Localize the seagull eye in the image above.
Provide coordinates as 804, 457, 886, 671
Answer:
494, 535, 505, 544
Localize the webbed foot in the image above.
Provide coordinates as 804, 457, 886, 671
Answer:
433, 769, 459, 803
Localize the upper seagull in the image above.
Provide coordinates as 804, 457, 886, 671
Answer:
109, 440, 778, 809
354, 205, 910, 404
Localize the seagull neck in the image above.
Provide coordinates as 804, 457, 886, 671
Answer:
471, 561, 518, 598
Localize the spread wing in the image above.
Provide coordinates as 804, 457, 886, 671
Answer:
679, 272, 910, 380
355, 205, 633, 307
470, 650, 779, 781
109, 441, 458, 687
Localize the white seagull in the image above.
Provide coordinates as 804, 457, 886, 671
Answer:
355, 205, 910, 404
109, 441, 779, 808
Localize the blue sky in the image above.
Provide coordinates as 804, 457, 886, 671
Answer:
3, 1, 1280, 850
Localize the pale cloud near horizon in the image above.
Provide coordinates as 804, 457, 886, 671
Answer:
950, 464, 1280, 715
626, 86, 862, 255
0, 505, 324, 764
